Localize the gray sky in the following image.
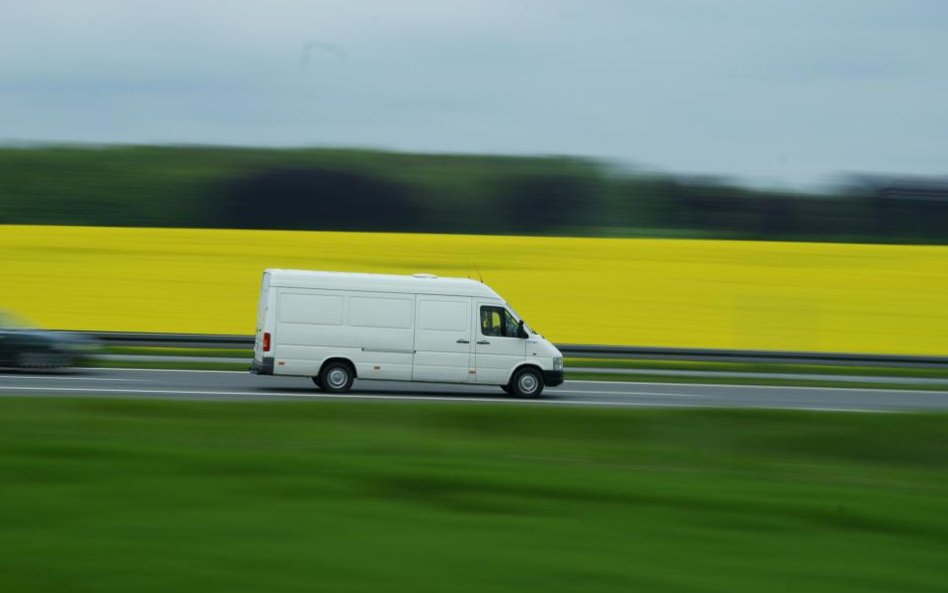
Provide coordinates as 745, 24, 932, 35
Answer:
1, 0, 945, 187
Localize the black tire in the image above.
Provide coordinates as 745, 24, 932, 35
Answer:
508, 367, 544, 398
319, 361, 355, 393
500, 385, 510, 394
311, 376, 323, 389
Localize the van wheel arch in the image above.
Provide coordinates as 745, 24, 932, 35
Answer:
506, 364, 545, 398
314, 358, 357, 392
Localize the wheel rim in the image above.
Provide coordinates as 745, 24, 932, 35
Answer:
518, 373, 539, 394
327, 367, 349, 388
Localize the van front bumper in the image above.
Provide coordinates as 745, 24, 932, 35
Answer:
543, 370, 565, 387
250, 358, 274, 375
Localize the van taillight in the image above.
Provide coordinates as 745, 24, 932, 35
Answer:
263, 332, 271, 352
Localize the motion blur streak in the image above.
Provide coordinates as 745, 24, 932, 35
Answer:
2, 225, 947, 355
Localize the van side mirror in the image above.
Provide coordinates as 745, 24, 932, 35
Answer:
517, 320, 528, 339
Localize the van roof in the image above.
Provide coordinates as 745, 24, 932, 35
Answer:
265, 269, 503, 300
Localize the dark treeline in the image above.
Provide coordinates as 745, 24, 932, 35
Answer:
1, 145, 945, 243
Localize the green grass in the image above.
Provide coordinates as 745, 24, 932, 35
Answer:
1, 398, 947, 592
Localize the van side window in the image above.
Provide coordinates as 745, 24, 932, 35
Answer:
480, 306, 519, 338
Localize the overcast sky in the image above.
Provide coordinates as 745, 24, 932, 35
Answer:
1, 0, 945, 187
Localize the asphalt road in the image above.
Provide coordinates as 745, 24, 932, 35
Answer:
2, 367, 948, 412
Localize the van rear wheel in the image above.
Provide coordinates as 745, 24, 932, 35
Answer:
508, 367, 544, 398
319, 361, 354, 393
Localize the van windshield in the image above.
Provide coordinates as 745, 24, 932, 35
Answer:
505, 305, 535, 335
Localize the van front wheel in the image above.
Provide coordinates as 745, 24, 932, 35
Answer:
508, 367, 544, 398
319, 361, 354, 393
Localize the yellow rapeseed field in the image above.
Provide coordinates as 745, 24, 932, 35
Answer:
2, 225, 947, 355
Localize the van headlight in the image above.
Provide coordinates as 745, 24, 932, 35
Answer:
553, 357, 563, 371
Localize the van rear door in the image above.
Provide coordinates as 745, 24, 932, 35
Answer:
252, 271, 272, 371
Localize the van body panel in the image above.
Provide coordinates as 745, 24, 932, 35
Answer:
272, 288, 415, 381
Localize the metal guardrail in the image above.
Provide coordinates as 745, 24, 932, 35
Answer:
71, 331, 254, 350
557, 344, 948, 368
59, 331, 948, 369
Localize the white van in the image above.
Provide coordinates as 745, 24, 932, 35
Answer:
250, 269, 564, 397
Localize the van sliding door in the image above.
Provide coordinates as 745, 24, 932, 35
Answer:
412, 296, 473, 384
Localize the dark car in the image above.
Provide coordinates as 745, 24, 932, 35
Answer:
0, 311, 100, 369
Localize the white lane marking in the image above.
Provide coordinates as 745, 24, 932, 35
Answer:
0, 385, 695, 408
555, 389, 702, 398
0, 375, 144, 382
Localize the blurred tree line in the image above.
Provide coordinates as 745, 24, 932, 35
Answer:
1, 145, 945, 243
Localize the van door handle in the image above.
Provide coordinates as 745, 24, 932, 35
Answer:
456, 339, 470, 344
477, 340, 490, 345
